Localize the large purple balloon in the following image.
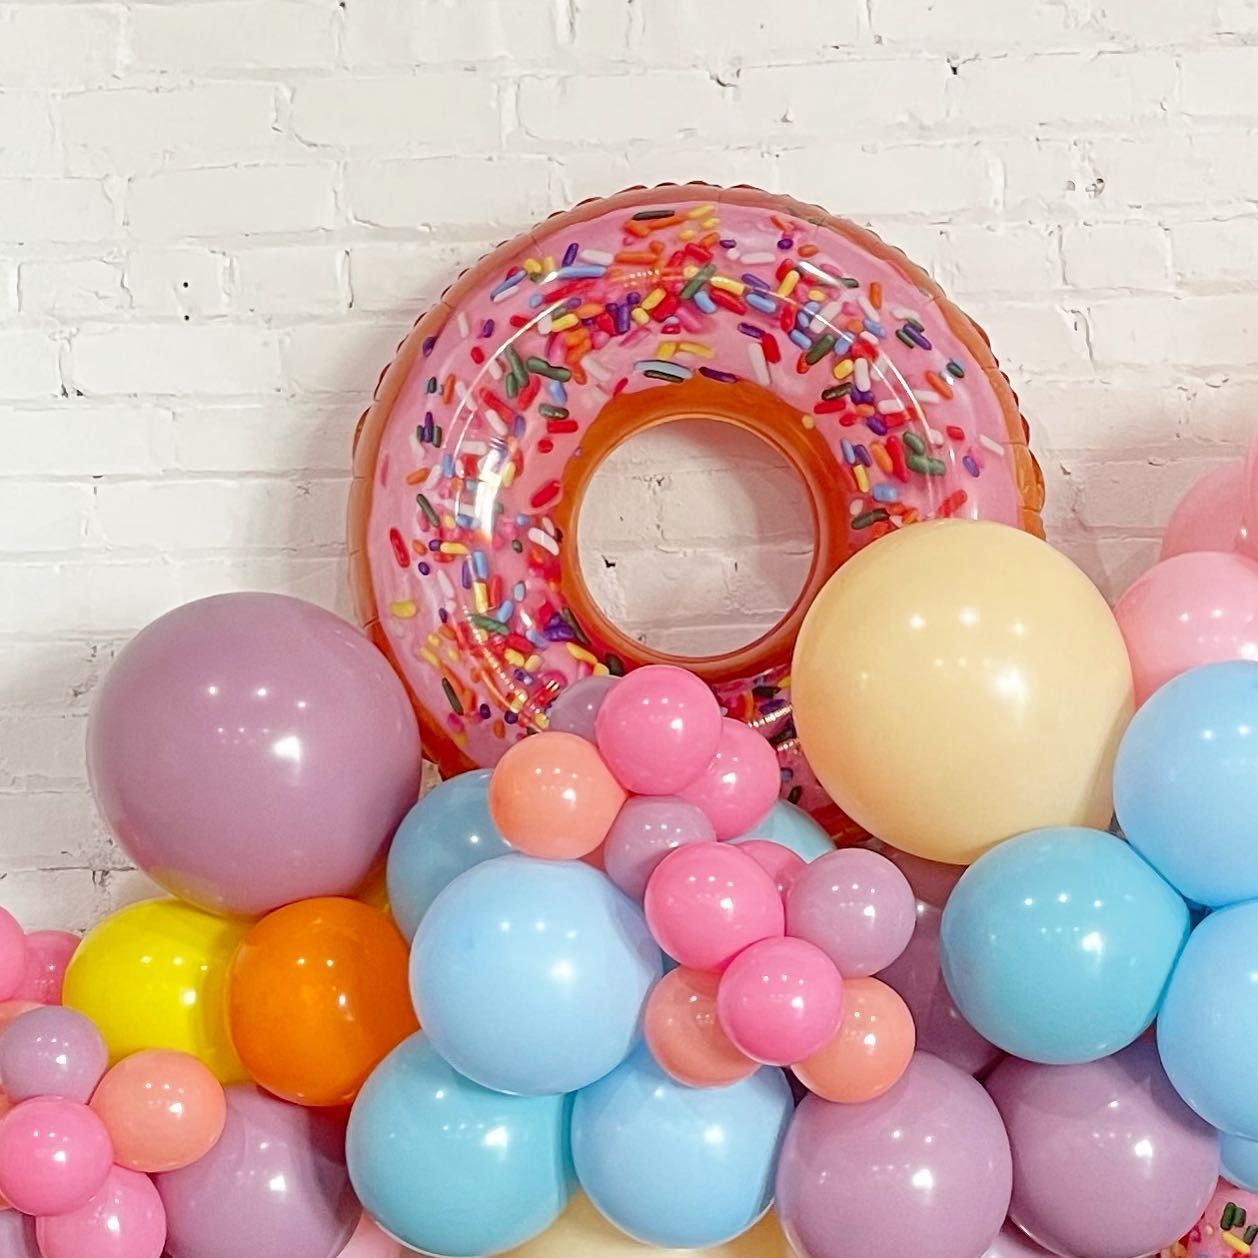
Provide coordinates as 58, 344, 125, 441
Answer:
155, 1085, 357, 1258
87, 594, 421, 916
987, 1037, 1218, 1258
877, 900, 1004, 1078
777, 1051, 1012, 1258
0, 1210, 39, 1258
0, 1006, 107, 1103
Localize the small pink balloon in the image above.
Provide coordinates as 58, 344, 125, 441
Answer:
1114, 550, 1258, 706
337, 1212, 402, 1258
595, 665, 723, 796
603, 797, 716, 903
737, 840, 806, 899
1161, 463, 1248, 561
1243, 433, 1258, 562
676, 718, 780, 840
36, 1165, 166, 1258
0, 1097, 113, 1216
545, 675, 621, 743
717, 937, 844, 1066
644, 842, 784, 972
0, 1006, 108, 1103
0, 910, 26, 1004
13, 931, 78, 1006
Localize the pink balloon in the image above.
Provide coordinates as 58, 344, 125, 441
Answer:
35, 1166, 166, 1258
603, 797, 716, 903
1114, 551, 1258, 706
0, 1097, 113, 1216
595, 665, 723, 796
338, 1213, 402, 1258
717, 937, 844, 1067
1162, 463, 1248, 561
644, 843, 784, 972
737, 840, 806, 899
0, 909, 26, 1004
87, 593, 422, 916
676, 718, 780, 840
545, 675, 620, 743
1243, 434, 1258, 562
13, 931, 78, 1005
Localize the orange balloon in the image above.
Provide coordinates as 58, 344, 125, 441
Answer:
90, 1050, 226, 1172
644, 967, 757, 1088
227, 898, 417, 1107
794, 977, 915, 1104
488, 731, 626, 860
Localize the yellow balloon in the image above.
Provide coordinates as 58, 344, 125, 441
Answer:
63, 898, 249, 1083
502, 1195, 794, 1256
792, 521, 1133, 865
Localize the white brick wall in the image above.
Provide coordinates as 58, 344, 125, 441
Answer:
1, 0, 1254, 927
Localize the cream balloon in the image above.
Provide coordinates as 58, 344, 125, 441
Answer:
503, 1194, 794, 1257
792, 521, 1133, 865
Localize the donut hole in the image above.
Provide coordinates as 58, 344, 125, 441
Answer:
576, 420, 816, 658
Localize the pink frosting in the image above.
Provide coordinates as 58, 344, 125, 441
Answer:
1168, 1183, 1258, 1258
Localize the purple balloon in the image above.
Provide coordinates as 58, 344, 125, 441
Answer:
777, 1052, 1012, 1258
785, 849, 916, 978
603, 798, 716, 902
87, 593, 421, 916
545, 675, 621, 743
0, 1210, 39, 1258
986, 1037, 1218, 1258
877, 900, 1004, 1078
0, 1006, 107, 1103
156, 1086, 356, 1258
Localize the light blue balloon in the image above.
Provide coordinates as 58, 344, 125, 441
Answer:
386, 770, 512, 941
1221, 1131, 1258, 1191
731, 801, 836, 863
347, 1033, 571, 1257
571, 1044, 791, 1249
412, 854, 662, 1096
940, 827, 1189, 1064
1158, 900, 1258, 1138
1114, 661, 1258, 908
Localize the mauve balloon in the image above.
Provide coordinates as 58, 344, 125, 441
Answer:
0, 1209, 39, 1258
87, 593, 421, 916
0, 1006, 107, 1103
987, 1037, 1218, 1258
155, 1085, 357, 1258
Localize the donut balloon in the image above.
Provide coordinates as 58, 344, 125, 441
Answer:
349, 184, 1044, 835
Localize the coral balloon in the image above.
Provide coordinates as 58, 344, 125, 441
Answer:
644, 967, 757, 1088
0, 1097, 113, 1216
546, 675, 621, 742
677, 719, 780, 840
0, 909, 25, 1004
63, 899, 247, 1083
36, 1165, 166, 1258
90, 1050, 226, 1173
87, 592, 421, 916
228, 898, 416, 1108
0, 1006, 107, 1102
603, 797, 716, 903
1114, 551, 1258, 705
645, 843, 784, 973
488, 731, 626, 859
737, 840, 805, 899
1161, 463, 1249, 560
717, 938, 844, 1067
595, 665, 723, 795
792, 521, 1133, 865
13, 930, 78, 1004
794, 978, 915, 1103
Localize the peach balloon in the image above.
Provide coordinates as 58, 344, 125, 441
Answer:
644, 968, 757, 1089
488, 731, 626, 860
90, 1050, 226, 1173
794, 978, 915, 1104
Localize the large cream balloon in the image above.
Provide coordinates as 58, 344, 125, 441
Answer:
503, 1194, 793, 1256
792, 521, 1133, 865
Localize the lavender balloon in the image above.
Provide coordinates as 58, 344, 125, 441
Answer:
603, 798, 715, 902
777, 1052, 1011, 1258
987, 1037, 1218, 1258
87, 594, 421, 916
545, 675, 620, 742
156, 1086, 357, 1258
0, 1210, 39, 1258
878, 900, 1004, 1078
786, 849, 916, 978
0, 1006, 107, 1103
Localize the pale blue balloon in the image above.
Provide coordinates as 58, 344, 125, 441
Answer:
386, 770, 512, 941
1115, 661, 1258, 908
412, 855, 662, 1096
1159, 901, 1258, 1138
940, 827, 1189, 1064
1221, 1131, 1258, 1191
731, 801, 835, 863
347, 1033, 572, 1257
571, 1044, 792, 1249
